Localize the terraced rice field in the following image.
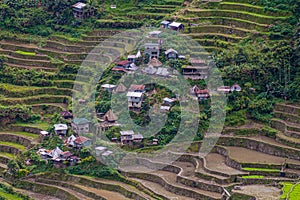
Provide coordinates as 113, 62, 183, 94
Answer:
175, 0, 290, 52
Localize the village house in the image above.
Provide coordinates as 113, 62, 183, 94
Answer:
120, 130, 144, 145
217, 86, 231, 94
168, 22, 184, 31
148, 58, 162, 68
191, 86, 210, 100
101, 84, 116, 93
95, 146, 107, 156
61, 111, 73, 119
73, 136, 92, 148
161, 20, 171, 28
40, 130, 49, 137
182, 65, 209, 79
54, 124, 68, 136
127, 55, 136, 63
126, 92, 143, 110
100, 109, 119, 131
163, 97, 176, 106
71, 2, 94, 19
116, 60, 131, 68
231, 83, 242, 92
129, 84, 146, 93
113, 83, 127, 93
165, 48, 178, 59
181, 59, 209, 79
71, 118, 91, 134
160, 105, 171, 112
148, 30, 162, 38
38, 147, 80, 164
66, 134, 77, 147
144, 43, 160, 59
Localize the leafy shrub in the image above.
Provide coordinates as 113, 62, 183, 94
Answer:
261, 126, 278, 138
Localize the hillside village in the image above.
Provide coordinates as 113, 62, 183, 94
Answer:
0, 0, 299, 199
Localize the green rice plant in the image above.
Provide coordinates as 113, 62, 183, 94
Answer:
280, 182, 294, 199
289, 183, 300, 200
242, 167, 280, 172
242, 175, 264, 179
15, 50, 36, 56
0, 141, 26, 151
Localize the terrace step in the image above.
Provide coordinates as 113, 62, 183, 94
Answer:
181, 32, 243, 41
0, 163, 7, 171
274, 111, 300, 124
0, 153, 13, 164
276, 132, 300, 149
275, 103, 300, 116
79, 176, 156, 200
184, 9, 287, 24
220, 135, 300, 155
3, 62, 57, 72
37, 178, 132, 200
271, 118, 300, 134
223, 146, 300, 166
131, 177, 193, 200
0, 131, 39, 142
187, 24, 258, 34
0, 133, 34, 147
24, 179, 91, 200
122, 165, 223, 199
0, 48, 50, 61
35, 173, 159, 200
204, 153, 246, 176
285, 130, 300, 139
180, 16, 269, 33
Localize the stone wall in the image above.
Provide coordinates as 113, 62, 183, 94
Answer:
217, 137, 300, 160
0, 134, 32, 147
0, 145, 21, 154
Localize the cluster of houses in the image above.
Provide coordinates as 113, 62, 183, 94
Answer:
37, 147, 81, 164
161, 20, 184, 31
190, 83, 242, 101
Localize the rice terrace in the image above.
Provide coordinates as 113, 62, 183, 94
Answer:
0, 0, 299, 199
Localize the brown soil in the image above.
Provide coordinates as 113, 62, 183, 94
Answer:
226, 146, 300, 164
132, 177, 194, 200
15, 189, 61, 200
77, 175, 155, 200
233, 185, 281, 200
205, 153, 246, 175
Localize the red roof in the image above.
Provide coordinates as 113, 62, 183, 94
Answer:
116, 60, 130, 66
196, 89, 209, 94
190, 59, 206, 64
61, 111, 73, 117
112, 67, 128, 72
74, 136, 91, 145
129, 84, 145, 91
61, 151, 72, 157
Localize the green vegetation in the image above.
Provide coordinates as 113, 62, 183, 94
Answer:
241, 175, 265, 179
242, 167, 280, 172
0, 182, 32, 200
0, 141, 26, 151
15, 50, 36, 56
280, 182, 300, 200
